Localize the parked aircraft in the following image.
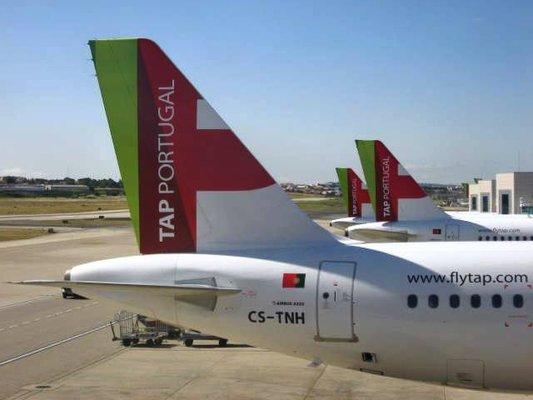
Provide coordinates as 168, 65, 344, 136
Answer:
347, 140, 533, 242
330, 167, 375, 229
20, 39, 533, 391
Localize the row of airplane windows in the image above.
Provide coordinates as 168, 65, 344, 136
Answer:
407, 294, 525, 309
478, 236, 533, 241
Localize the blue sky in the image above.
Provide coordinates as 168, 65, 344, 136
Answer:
1, 0, 532, 183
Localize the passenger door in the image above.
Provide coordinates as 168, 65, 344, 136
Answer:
445, 224, 460, 241
315, 261, 357, 342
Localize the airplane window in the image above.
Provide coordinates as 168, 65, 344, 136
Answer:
515, 236, 520, 241
492, 294, 502, 308
449, 294, 460, 308
478, 236, 482, 241
485, 236, 490, 241
513, 294, 524, 308
508, 236, 512, 241
493, 236, 498, 241
500, 236, 505, 241
428, 295, 439, 308
407, 294, 417, 308
471, 294, 481, 308
530, 236, 533, 240
523, 236, 527, 241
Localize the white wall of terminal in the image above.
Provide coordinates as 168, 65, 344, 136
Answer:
468, 172, 533, 214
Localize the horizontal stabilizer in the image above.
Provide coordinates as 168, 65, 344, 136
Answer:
330, 217, 374, 230
347, 227, 417, 242
15, 280, 241, 297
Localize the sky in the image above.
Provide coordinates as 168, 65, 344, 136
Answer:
1, 0, 532, 184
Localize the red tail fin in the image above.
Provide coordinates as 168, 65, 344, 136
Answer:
336, 168, 370, 217
357, 140, 447, 222
348, 169, 371, 218
137, 39, 274, 253
91, 38, 333, 253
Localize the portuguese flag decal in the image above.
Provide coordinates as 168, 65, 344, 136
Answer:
282, 273, 306, 288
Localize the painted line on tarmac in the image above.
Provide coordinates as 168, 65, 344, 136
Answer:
0, 322, 113, 368
0, 302, 99, 331
0, 295, 55, 311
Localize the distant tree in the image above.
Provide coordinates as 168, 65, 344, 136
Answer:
63, 177, 76, 185
78, 177, 95, 188
4, 176, 17, 184
461, 182, 469, 196
97, 178, 121, 188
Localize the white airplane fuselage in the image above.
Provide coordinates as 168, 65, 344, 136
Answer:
348, 213, 533, 242
68, 241, 533, 391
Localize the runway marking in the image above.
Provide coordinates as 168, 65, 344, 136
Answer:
0, 301, 100, 331
0, 321, 114, 368
0, 295, 55, 311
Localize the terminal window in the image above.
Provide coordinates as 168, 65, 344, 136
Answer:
471, 196, 477, 211
501, 193, 510, 214
482, 195, 489, 212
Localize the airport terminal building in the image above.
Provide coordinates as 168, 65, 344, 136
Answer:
469, 172, 533, 214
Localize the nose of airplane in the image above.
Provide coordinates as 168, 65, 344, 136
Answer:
64, 269, 71, 281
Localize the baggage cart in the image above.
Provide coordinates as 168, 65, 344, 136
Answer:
111, 311, 169, 346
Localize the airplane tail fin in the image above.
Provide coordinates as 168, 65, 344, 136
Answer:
90, 38, 334, 254
335, 168, 372, 218
356, 140, 448, 221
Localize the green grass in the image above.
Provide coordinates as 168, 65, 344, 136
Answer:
0, 193, 344, 221
287, 193, 325, 199
294, 197, 344, 218
0, 228, 50, 242
0, 197, 128, 215
0, 218, 132, 229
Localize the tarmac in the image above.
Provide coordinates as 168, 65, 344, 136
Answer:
0, 218, 530, 399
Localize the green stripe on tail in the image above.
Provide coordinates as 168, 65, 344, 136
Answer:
89, 39, 140, 245
335, 168, 349, 214
356, 140, 376, 213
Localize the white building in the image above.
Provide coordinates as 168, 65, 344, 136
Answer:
0, 184, 45, 194
469, 172, 533, 214
469, 179, 496, 213
44, 184, 89, 193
